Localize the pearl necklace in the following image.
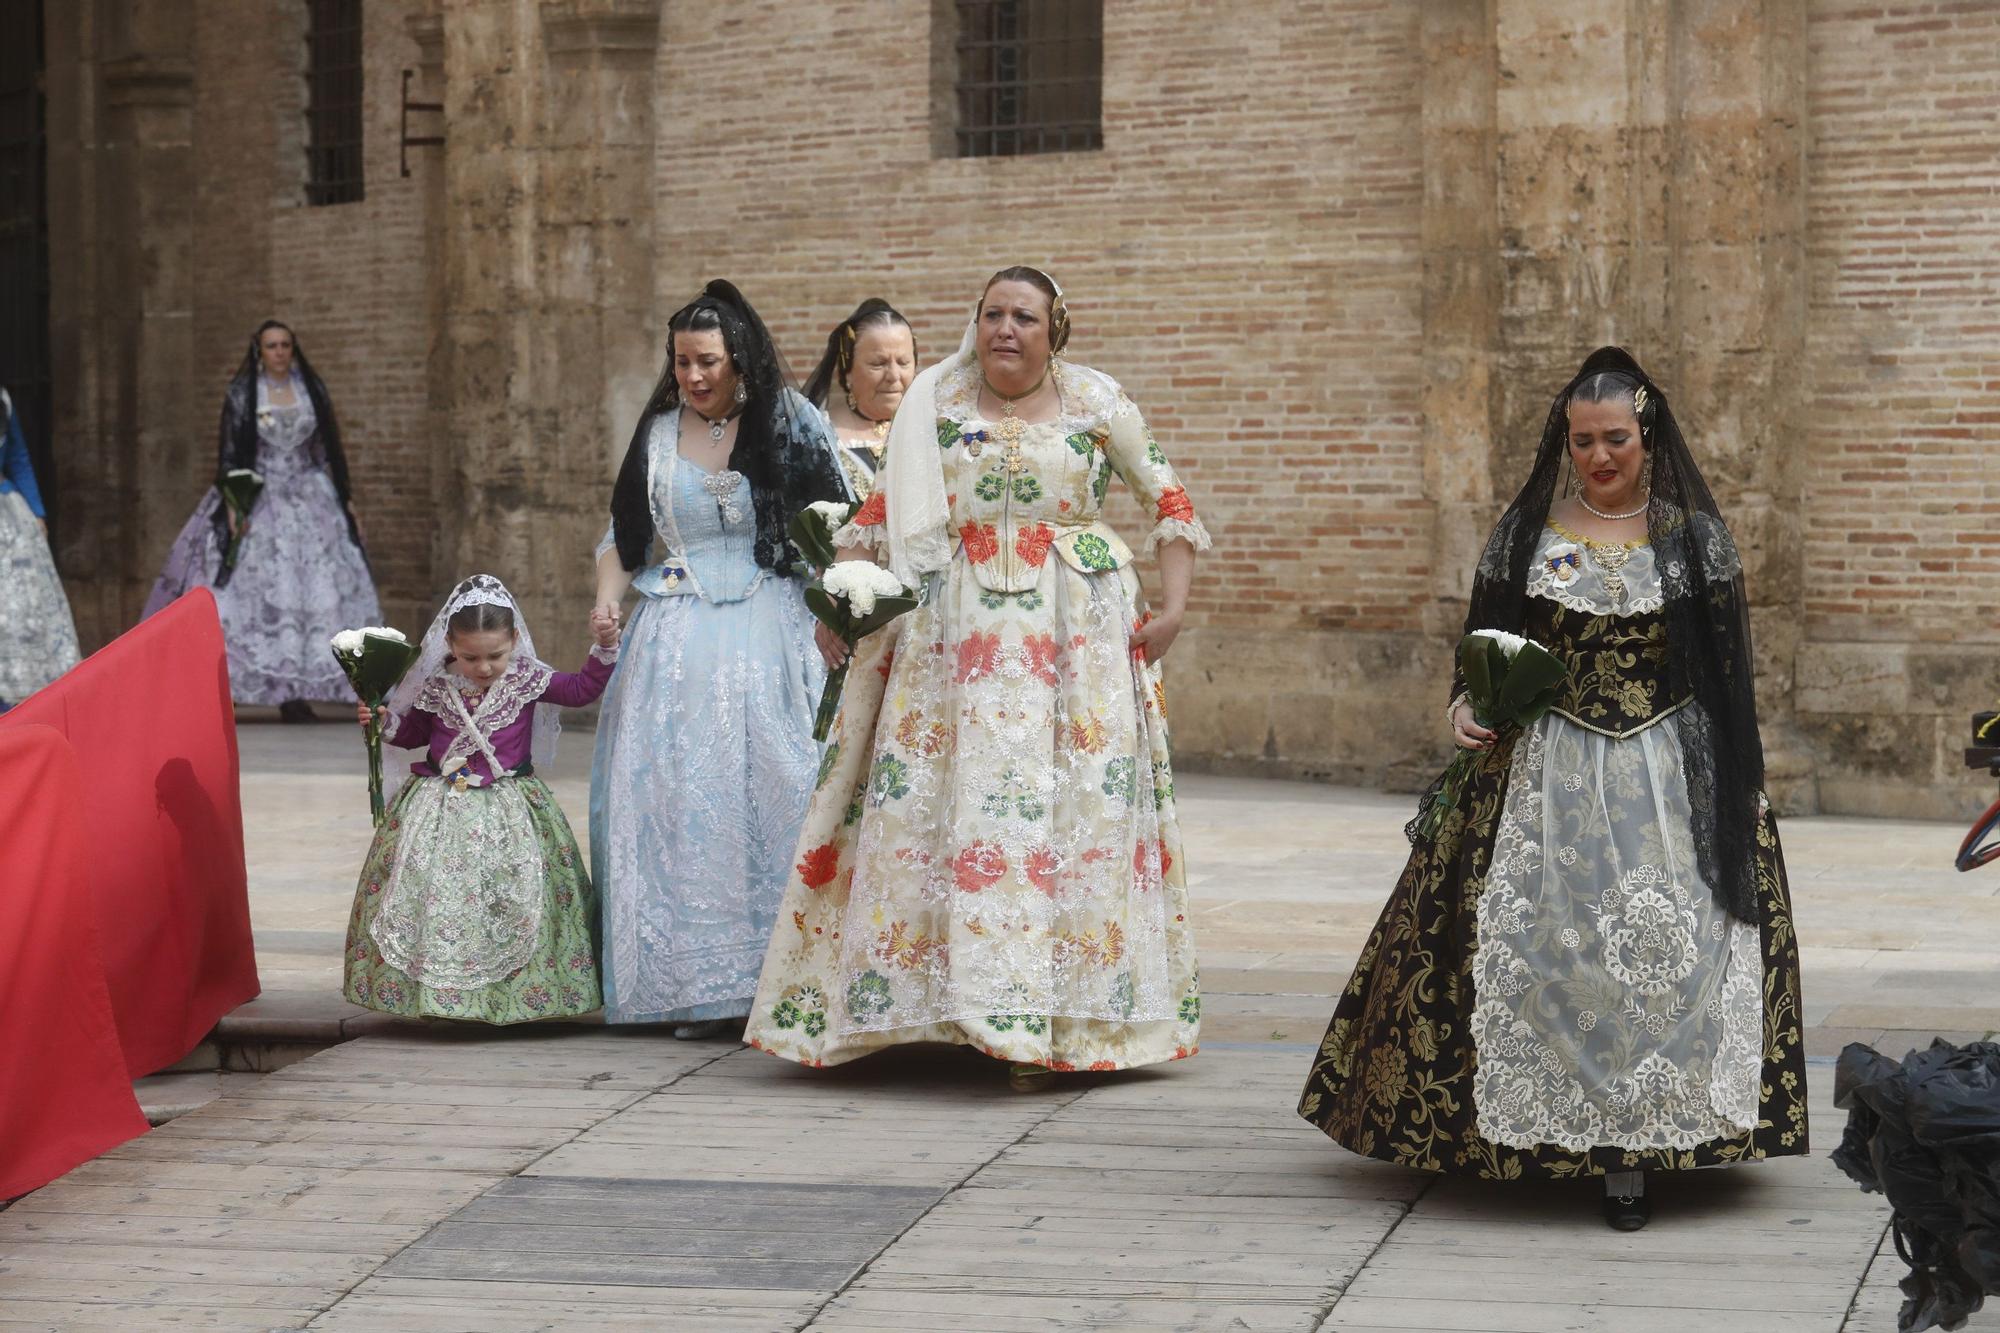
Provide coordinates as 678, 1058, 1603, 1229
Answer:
1579, 492, 1649, 522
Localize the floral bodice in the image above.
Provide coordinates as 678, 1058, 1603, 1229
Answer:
388, 650, 616, 783
909, 360, 1206, 592
252, 373, 323, 482
1523, 522, 1686, 738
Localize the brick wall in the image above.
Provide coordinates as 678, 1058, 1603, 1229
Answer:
643, 0, 1428, 776
1801, 2, 2000, 816
179, 0, 434, 637
45, 0, 2000, 816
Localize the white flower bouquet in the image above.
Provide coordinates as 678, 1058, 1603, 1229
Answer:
330, 626, 420, 825
804, 561, 918, 742
1415, 628, 1569, 839
790, 499, 857, 571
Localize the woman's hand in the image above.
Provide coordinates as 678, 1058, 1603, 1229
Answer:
1128, 609, 1183, 667
1451, 699, 1496, 751
815, 621, 850, 670
357, 702, 387, 728
590, 605, 622, 648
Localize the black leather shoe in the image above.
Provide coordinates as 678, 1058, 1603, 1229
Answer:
278, 699, 319, 724
1602, 1190, 1652, 1231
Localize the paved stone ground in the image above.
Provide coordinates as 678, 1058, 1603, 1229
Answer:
3, 719, 1997, 1331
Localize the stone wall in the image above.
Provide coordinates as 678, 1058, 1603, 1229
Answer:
37, 0, 2000, 818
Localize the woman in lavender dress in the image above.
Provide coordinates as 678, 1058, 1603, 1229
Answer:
145, 320, 380, 720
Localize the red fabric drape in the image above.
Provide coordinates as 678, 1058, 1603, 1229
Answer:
0, 589, 260, 1079
0, 725, 150, 1198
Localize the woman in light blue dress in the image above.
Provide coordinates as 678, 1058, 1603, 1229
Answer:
591, 281, 850, 1036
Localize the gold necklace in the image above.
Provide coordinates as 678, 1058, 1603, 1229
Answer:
1579, 536, 1634, 606
981, 364, 1052, 474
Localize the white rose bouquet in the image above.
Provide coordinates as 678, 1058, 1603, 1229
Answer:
804, 562, 918, 742
1415, 628, 1569, 839
330, 626, 420, 825
790, 499, 858, 571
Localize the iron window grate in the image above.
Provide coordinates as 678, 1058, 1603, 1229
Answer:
305, 0, 364, 205
954, 0, 1103, 158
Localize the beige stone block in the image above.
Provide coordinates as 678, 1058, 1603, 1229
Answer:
1795, 642, 1910, 715
1495, 0, 1629, 130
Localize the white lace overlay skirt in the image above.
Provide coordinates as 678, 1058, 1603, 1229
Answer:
1470, 712, 1763, 1152
0, 490, 82, 702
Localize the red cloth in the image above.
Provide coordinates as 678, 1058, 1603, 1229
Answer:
0, 725, 150, 1197
0, 589, 260, 1078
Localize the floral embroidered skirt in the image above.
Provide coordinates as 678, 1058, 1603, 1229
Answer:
745, 554, 1201, 1072
1297, 726, 1809, 1179
0, 490, 81, 702
344, 775, 601, 1024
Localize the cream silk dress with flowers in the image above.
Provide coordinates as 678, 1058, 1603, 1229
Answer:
746, 359, 1209, 1070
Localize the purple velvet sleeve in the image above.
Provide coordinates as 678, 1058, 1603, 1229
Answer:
538, 651, 616, 708
385, 709, 435, 751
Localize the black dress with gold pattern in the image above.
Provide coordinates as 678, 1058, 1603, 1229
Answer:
1297, 525, 1807, 1179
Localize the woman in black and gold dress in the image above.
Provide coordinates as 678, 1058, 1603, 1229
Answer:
1297, 347, 1807, 1230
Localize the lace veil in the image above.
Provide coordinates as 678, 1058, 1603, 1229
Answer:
384, 574, 562, 767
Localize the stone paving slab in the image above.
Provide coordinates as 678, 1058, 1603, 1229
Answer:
5, 722, 1997, 1329
0, 1030, 1919, 1332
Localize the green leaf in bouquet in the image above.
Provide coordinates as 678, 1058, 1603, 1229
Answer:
788, 509, 839, 572
803, 584, 849, 638
1458, 633, 1498, 714
353, 633, 421, 703
1492, 640, 1568, 720
849, 592, 919, 640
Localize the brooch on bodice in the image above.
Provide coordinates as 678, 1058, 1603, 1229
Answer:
702, 469, 746, 525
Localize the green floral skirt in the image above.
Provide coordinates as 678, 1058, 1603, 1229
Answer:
343, 774, 602, 1024
1297, 733, 1809, 1179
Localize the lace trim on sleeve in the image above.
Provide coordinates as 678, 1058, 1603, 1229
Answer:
589, 641, 621, 665
1144, 515, 1212, 556
831, 518, 885, 550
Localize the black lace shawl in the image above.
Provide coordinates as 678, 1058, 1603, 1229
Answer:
213, 323, 362, 588
610, 280, 849, 577
1452, 346, 1767, 923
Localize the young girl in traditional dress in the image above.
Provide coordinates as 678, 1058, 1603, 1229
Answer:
342, 574, 619, 1023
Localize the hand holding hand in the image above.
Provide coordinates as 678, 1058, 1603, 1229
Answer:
590, 605, 622, 648
1128, 609, 1183, 667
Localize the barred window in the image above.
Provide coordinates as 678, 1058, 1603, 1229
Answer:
950, 0, 1103, 158
304, 0, 364, 205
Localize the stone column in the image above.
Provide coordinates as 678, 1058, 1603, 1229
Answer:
1660, 1, 1814, 808
436, 0, 662, 662
1421, 0, 1813, 808
406, 4, 449, 611
45, 0, 199, 644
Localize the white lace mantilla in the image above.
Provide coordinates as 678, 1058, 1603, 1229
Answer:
1470, 712, 1762, 1152
411, 658, 554, 772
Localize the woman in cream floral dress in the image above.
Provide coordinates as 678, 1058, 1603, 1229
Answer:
747, 267, 1210, 1086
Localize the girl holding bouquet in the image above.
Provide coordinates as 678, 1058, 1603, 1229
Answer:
1297, 348, 1808, 1231
341, 574, 619, 1024
745, 266, 1209, 1088
590, 281, 850, 1036
145, 320, 380, 721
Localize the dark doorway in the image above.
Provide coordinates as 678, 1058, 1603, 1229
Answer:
0, 0, 51, 529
